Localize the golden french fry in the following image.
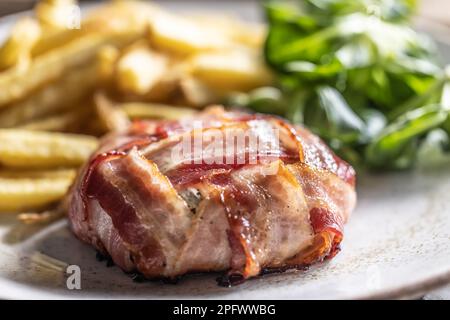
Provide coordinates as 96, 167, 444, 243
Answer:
148, 11, 231, 55
29, 252, 68, 272
0, 169, 76, 212
121, 102, 197, 120
97, 45, 120, 83
17, 105, 91, 132
0, 17, 41, 70
32, 28, 82, 57
179, 77, 219, 107
35, 0, 79, 30
143, 60, 191, 103
94, 92, 130, 132
187, 13, 266, 48
18, 207, 65, 225
190, 49, 274, 92
0, 30, 140, 108
83, 0, 159, 33
0, 63, 97, 127
115, 44, 168, 95
0, 168, 76, 179
0, 129, 98, 168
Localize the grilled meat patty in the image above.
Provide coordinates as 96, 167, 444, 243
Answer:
68, 106, 356, 285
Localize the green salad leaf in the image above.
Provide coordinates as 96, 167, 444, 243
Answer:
232, 0, 450, 170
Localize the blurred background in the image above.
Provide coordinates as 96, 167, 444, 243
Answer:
0, 0, 446, 20
0, 0, 449, 34
0, 0, 257, 17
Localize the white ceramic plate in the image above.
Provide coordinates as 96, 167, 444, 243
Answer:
0, 1, 450, 300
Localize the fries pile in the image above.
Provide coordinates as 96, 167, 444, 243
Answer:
0, 0, 272, 220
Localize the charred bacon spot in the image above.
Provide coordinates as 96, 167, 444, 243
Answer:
96, 251, 107, 262
95, 251, 115, 267
216, 273, 245, 287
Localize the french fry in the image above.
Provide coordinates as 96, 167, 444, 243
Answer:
18, 206, 66, 225
143, 60, 192, 103
0, 30, 140, 108
83, 0, 159, 33
0, 168, 76, 179
187, 13, 266, 48
35, 0, 79, 30
0, 18, 41, 71
0, 129, 98, 168
115, 44, 168, 95
121, 102, 197, 120
29, 252, 68, 272
148, 11, 231, 55
32, 28, 82, 57
17, 105, 91, 132
97, 45, 120, 84
179, 76, 219, 107
190, 49, 274, 92
0, 169, 76, 213
0, 63, 98, 127
94, 92, 130, 132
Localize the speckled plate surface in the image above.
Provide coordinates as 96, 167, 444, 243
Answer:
0, 1, 450, 300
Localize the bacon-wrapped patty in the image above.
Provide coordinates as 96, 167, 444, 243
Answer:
68, 106, 356, 285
